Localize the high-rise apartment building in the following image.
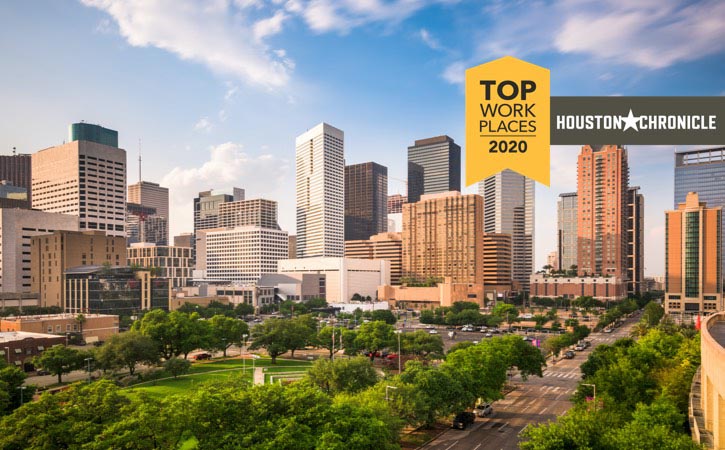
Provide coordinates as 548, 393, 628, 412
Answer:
402, 191, 483, 284
482, 233, 513, 288
675, 147, 725, 284
479, 169, 534, 292
31, 230, 126, 308
128, 181, 169, 243
32, 123, 126, 237
576, 145, 629, 278
407, 136, 461, 203
345, 232, 402, 285
557, 192, 578, 272
0, 209, 78, 294
0, 153, 32, 204
665, 192, 722, 315
345, 162, 388, 241
627, 186, 645, 295
127, 243, 193, 288
295, 123, 344, 258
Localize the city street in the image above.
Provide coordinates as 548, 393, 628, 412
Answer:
421, 314, 638, 450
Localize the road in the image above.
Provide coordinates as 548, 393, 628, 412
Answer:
421, 313, 639, 450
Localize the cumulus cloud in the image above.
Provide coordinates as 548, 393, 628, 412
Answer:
297, 0, 443, 33
253, 10, 288, 41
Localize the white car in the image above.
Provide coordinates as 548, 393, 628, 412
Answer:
428, 329, 439, 335
474, 403, 493, 417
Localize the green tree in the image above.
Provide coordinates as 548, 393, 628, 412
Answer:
134, 309, 211, 359
643, 301, 665, 326
370, 309, 397, 325
94, 330, 159, 375
33, 345, 84, 384
207, 315, 249, 357
164, 357, 191, 378
401, 330, 444, 357
397, 361, 470, 427
355, 321, 395, 356
0, 363, 34, 415
317, 326, 344, 359
234, 302, 255, 318
249, 318, 302, 363
492, 303, 519, 328
306, 356, 379, 394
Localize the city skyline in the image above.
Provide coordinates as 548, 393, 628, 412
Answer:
0, 1, 723, 276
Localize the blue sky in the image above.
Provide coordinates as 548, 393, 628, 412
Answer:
1, 0, 723, 276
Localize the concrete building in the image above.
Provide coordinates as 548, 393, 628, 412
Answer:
128, 181, 170, 244
529, 274, 627, 302
675, 147, 725, 284
547, 251, 559, 270
0, 313, 119, 343
126, 203, 168, 246
31, 230, 126, 308
345, 232, 402, 285
479, 169, 534, 293
174, 233, 193, 248
295, 123, 345, 258
213, 285, 276, 310
288, 236, 297, 259
278, 257, 389, 303
483, 233, 513, 298
0, 153, 32, 204
387, 194, 406, 214
197, 226, 289, 285
64, 266, 169, 315
0, 209, 78, 294
627, 186, 645, 295
32, 124, 126, 236
694, 312, 725, 449
345, 162, 388, 241
557, 192, 577, 272
127, 243, 193, 288
378, 277, 485, 310
576, 145, 629, 278
0, 181, 29, 209
219, 198, 280, 229
407, 136, 461, 203
403, 191, 483, 284
387, 213, 403, 233
0, 331, 65, 371
665, 192, 722, 316
193, 188, 244, 260
258, 273, 326, 302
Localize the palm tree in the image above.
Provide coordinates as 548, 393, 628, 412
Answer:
76, 314, 86, 338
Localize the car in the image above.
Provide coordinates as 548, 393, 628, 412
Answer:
461, 326, 474, 332
194, 352, 212, 360
474, 403, 493, 417
574, 344, 585, 351
563, 350, 575, 359
485, 333, 493, 338
428, 329, 439, 334
604, 328, 613, 333
36, 369, 50, 376
452, 412, 476, 429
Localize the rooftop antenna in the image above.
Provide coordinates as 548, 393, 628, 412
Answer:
138, 138, 142, 183
12, 147, 16, 156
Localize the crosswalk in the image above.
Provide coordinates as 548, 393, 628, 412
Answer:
542, 371, 581, 379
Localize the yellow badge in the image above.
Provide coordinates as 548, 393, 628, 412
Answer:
465, 56, 550, 186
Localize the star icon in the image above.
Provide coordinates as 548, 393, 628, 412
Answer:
621, 109, 642, 132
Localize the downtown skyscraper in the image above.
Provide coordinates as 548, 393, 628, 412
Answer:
295, 123, 345, 258
479, 170, 534, 293
407, 135, 461, 203
344, 162, 387, 241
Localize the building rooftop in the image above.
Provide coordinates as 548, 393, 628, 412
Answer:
0, 331, 62, 343
1, 313, 117, 323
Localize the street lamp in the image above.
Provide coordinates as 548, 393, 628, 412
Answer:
17, 386, 26, 406
84, 357, 93, 384
4, 347, 9, 364
385, 385, 398, 401
582, 383, 596, 411
394, 330, 402, 373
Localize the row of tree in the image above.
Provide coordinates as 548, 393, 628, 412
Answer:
419, 302, 519, 327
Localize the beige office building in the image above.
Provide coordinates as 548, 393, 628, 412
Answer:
345, 232, 402, 285
127, 243, 193, 288
128, 181, 169, 220
483, 233, 513, 299
402, 191, 483, 284
0, 209, 78, 295
32, 139, 126, 237
31, 230, 126, 308
219, 198, 280, 229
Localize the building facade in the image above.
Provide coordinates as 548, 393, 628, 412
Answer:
402, 191, 483, 284
32, 126, 126, 237
31, 230, 126, 308
407, 136, 461, 203
482, 233, 513, 286
128, 181, 170, 244
0, 313, 119, 343
0, 153, 32, 204
174, 233, 193, 248
378, 277, 485, 310
193, 188, 244, 260
0, 209, 78, 294
344, 162, 388, 241
479, 169, 535, 292
257, 273, 326, 302
295, 123, 345, 258
627, 186, 645, 295
127, 243, 193, 288
0, 331, 65, 372
665, 192, 722, 315
387, 194, 406, 214
675, 147, 725, 284
529, 274, 627, 302
219, 198, 280, 229
557, 192, 578, 272
345, 232, 402, 285
126, 203, 168, 246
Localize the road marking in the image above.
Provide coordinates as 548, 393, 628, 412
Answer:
473, 444, 482, 450
498, 423, 508, 433
518, 424, 530, 436
444, 441, 459, 450
540, 407, 549, 414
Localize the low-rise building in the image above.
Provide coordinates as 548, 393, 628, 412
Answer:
169, 295, 230, 311
0, 331, 65, 371
0, 313, 118, 342
345, 232, 402, 285
377, 277, 485, 310
529, 274, 627, 302
127, 243, 193, 288
278, 257, 389, 303
257, 273, 326, 302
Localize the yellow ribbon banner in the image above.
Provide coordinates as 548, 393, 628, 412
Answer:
465, 56, 550, 186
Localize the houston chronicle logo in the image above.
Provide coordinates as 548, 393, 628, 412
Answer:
556, 108, 718, 132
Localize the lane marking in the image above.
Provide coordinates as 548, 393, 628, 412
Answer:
473, 444, 482, 450
444, 440, 459, 450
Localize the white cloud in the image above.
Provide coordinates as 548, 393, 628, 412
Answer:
419, 28, 442, 50
218, 109, 228, 122
224, 83, 240, 101
162, 142, 291, 236
253, 10, 288, 41
80, 0, 293, 88
442, 61, 465, 84
194, 117, 214, 132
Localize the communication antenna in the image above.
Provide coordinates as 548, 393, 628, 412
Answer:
138, 138, 142, 183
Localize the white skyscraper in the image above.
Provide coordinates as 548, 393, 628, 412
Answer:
479, 169, 535, 292
295, 123, 345, 258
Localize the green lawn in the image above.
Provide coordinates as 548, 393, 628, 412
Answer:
126, 357, 313, 397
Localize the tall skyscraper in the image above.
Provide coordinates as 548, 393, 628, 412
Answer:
675, 147, 725, 284
345, 162, 388, 241
557, 192, 578, 272
295, 123, 344, 258
128, 181, 170, 243
0, 153, 32, 204
126, 203, 168, 246
576, 145, 629, 278
32, 123, 126, 237
482, 233, 513, 289
402, 191, 483, 284
193, 188, 244, 260
665, 192, 722, 315
407, 135, 461, 203
627, 186, 645, 295
220, 198, 281, 230
479, 169, 534, 292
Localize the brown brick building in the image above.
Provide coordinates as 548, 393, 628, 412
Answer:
0, 331, 65, 371
529, 274, 627, 301
345, 232, 402, 285
402, 191, 483, 284
0, 313, 119, 343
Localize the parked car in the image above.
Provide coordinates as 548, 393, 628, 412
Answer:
461, 326, 475, 332
563, 350, 575, 359
574, 344, 585, 351
36, 369, 50, 376
429, 329, 439, 335
484, 333, 493, 338
604, 328, 613, 333
474, 403, 493, 417
452, 412, 476, 429
194, 353, 212, 360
